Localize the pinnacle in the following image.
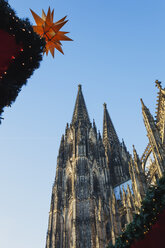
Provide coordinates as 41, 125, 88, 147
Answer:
78, 84, 82, 90
103, 103, 107, 109
140, 98, 148, 111
155, 80, 162, 89
60, 134, 64, 144
103, 103, 120, 147
133, 145, 137, 154
58, 134, 64, 155
140, 98, 144, 107
133, 145, 139, 160
71, 85, 90, 126
140, 98, 155, 123
132, 144, 136, 154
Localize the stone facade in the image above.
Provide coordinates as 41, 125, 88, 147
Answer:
45, 81, 165, 248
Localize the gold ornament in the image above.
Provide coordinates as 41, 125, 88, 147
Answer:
30, 7, 72, 57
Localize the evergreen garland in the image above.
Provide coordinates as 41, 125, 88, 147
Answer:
107, 175, 165, 248
0, 0, 46, 121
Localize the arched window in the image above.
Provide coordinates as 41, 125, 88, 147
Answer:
121, 215, 126, 229
93, 173, 100, 195
66, 176, 72, 206
58, 170, 62, 186
106, 221, 111, 240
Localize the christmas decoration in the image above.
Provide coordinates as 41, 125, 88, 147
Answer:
107, 175, 165, 248
0, 0, 45, 122
30, 7, 72, 57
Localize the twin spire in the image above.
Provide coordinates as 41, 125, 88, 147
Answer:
71, 85, 120, 147
71, 85, 157, 140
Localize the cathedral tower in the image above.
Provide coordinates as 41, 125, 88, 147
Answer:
46, 85, 114, 248
45, 81, 165, 248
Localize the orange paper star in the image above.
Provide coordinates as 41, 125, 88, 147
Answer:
30, 7, 72, 57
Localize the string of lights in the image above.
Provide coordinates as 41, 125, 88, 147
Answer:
0, 0, 45, 122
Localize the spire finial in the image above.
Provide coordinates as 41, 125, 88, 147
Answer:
140, 98, 145, 108
155, 80, 162, 90
155, 80, 165, 95
103, 103, 107, 109
78, 84, 82, 90
133, 144, 137, 156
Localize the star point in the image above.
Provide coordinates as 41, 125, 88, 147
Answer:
30, 7, 72, 58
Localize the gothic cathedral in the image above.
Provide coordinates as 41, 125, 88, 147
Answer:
45, 81, 165, 248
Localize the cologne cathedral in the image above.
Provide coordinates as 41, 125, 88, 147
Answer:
45, 81, 165, 248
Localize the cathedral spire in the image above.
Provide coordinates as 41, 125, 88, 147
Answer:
133, 145, 140, 170
140, 98, 164, 177
103, 103, 130, 186
71, 84, 90, 126
103, 103, 120, 148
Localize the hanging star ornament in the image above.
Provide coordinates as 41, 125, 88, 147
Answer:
30, 7, 72, 57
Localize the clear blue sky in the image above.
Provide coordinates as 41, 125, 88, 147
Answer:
0, 0, 165, 247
